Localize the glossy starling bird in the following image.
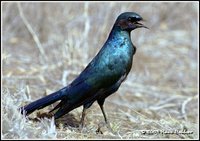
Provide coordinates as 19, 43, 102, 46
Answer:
20, 12, 148, 127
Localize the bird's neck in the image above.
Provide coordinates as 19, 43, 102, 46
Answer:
108, 26, 131, 40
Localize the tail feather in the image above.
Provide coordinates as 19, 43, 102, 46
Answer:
20, 90, 64, 115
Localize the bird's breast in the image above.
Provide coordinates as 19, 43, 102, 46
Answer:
103, 39, 134, 75
112, 37, 134, 66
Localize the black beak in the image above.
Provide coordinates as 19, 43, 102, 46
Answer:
134, 21, 149, 29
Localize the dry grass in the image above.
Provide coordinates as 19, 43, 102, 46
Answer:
2, 2, 199, 139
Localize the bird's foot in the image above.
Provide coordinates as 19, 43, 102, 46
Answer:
78, 120, 88, 133
106, 122, 117, 135
79, 122, 84, 128
96, 121, 117, 135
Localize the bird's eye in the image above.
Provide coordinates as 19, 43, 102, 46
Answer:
128, 16, 142, 22
128, 17, 136, 22
128, 17, 131, 21
128, 17, 133, 22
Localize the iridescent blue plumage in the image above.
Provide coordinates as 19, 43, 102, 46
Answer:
20, 12, 147, 126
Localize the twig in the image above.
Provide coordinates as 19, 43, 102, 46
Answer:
181, 97, 193, 120
61, 70, 69, 86
17, 3, 47, 62
149, 103, 177, 111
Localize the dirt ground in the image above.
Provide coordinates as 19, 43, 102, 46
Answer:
2, 2, 199, 139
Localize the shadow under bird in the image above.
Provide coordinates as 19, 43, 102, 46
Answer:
20, 12, 148, 127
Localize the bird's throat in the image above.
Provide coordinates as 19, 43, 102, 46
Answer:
108, 26, 131, 41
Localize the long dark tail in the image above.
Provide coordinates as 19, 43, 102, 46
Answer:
20, 90, 64, 116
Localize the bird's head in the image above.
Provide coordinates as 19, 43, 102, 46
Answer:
115, 12, 148, 32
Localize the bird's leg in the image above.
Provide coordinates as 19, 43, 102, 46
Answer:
97, 99, 112, 131
99, 103, 108, 124
80, 106, 87, 128
80, 102, 93, 128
